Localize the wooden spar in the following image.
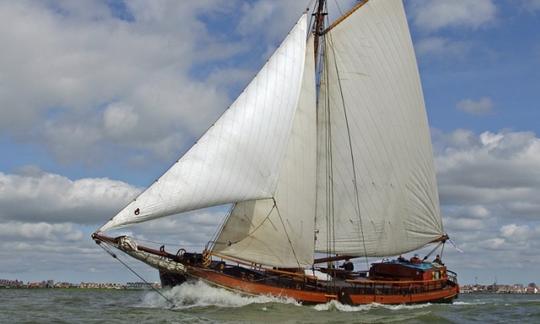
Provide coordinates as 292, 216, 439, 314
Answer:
313, 0, 326, 60
93, 233, 315, 280
92, 232, 179, 260
313, 254, 357, 264
314, 234, 448, 264
323, 0, 369, 34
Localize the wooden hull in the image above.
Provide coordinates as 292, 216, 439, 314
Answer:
91, 233, 458, 305
179, 265, 458, 305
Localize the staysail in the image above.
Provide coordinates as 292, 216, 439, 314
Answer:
315, 0, 444, 256
212, 35, 317, 268
100, 14, 309, 232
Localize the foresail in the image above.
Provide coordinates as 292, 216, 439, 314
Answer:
315, 0, 443, 256
212, 36, 317, 268
100, 14, 309, 232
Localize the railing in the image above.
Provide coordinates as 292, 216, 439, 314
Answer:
447, 270, 458, 285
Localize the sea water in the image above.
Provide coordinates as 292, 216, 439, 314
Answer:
1, 281, 539, 323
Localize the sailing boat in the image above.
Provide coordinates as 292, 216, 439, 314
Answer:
93, 0, 459, 304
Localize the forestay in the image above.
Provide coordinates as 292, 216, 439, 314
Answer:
315, 0, 444, 256
100, 14, 309, 232
213, 35, 317, 268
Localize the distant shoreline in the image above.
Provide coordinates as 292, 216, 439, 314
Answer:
0, 279, 161, 290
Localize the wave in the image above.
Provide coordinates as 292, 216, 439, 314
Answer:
313, 300, 432, 312
140, 281, 300, 309
141, 281, 442, 312
452, 301, 487, 305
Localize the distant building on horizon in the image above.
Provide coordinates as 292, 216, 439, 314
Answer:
0, 279, 24, 288
126, 282, 161, 290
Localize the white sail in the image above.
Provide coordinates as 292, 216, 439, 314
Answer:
212, 35, 317, 268
100, 14, 309, 232
315, 0, 444, 256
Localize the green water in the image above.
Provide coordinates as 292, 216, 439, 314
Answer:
1, 281, 539, 323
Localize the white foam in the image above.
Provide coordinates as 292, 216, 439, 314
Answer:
452, 301, 486, 306
141, 281, 438, 312
313, 300, 432, 312
140, 280, 300, 309
313, 301, 372, 312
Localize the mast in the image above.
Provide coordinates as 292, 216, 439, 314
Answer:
313, 0, 326, 61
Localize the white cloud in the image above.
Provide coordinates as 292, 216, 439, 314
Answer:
0, 222, 83, 242
0, 169, 140, 224
415, 36, 471, 58
456, 97, 494, 115
0, 168, 230, 281
0, 0, 243, 163
0, 0, 370, 167
436, 130, 540, 191
499, 224, 533, 241
103, 103, 139, 138
409, 0, 497, 32
444, 205, 491, 219
444, 217, 486, 231
434, 129, 540, 275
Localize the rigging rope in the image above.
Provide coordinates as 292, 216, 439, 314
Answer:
422, 241, 443, 261
333, 0, 344, 16
97, 242, 176, 308
273, 199, 302, 269
440, 242, 445, 259
206, 203, 236, 250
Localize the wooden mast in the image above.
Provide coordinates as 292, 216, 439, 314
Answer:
313, 0, 326, 61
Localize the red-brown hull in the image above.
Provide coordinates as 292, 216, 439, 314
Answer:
91, 233, 459, 305
185, 266, 458, 305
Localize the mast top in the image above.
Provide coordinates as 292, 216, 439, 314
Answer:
313, 0, 327, 60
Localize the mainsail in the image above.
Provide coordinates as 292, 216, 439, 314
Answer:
98, 0, 446, 267
315, 0, 443, 256
100, 14, 310, 232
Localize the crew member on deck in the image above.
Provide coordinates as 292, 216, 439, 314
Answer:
433, 254, 443, 265
410, 254, 422, 264
340, 258, 354, 271
397, 255, 407, 262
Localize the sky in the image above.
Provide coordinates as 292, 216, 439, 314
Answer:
0, 0, 539, 286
